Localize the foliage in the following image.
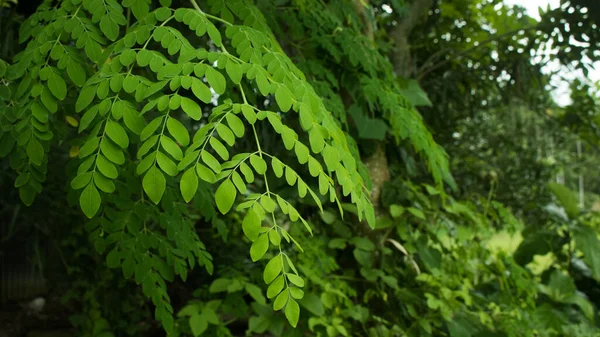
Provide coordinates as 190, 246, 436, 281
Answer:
2, 1, 600, 337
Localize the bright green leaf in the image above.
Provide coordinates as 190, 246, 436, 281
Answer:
215, 179, 236, 214
181, 97, 202, 120
106, 120, 130, 148
250, 234, 269, 262
275, 86, 293, 112
243, 209, 261, 241
166, 117, 190, 146
205, 67, 226, 94
263, 255, 283, 284
180, 168, 198, 202
284, 298, 300, 327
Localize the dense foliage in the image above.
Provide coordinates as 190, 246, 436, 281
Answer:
1, 0, 600, 337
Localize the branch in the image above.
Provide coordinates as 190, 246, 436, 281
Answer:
417, 24, 541, 81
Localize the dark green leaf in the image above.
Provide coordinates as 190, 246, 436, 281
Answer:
143, 166, 166, 204
80, 183, 101, 218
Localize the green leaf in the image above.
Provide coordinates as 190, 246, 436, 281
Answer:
106, 248, 121, 268
166, 117, 190, 146
250, 234, 269, 262
399, 79, 433, 107
309, 129, 325, 153
261, 196, 277, 213
348, 107, 388, 140
157, 152, 178, 176
216, 124, 235, 146
143, 166, 166, 204
215, 179, 236, 214
574, 225, 600, 280
79, 137, 100, 159
192, 79, 212, 103
267, 275, 284, 299
85, 41, 102, 63
273, 290, 288, 311
201, 150, 221, 173
239, 162, 255, 183
26, 139, 44, 165
47, 71, 67, 100
245, 283, 266, 305
100, 15, 119, 41
180, 168, 198, 202
137, 136, 158, 160
407, 207, 425, 220
106, 120, 129, 148
124, 0, 150, 20
210, 137, 229, 160
94, 173, 115, 193
196, 163, 216, 183
322, 145, 340, 171
241, 105, 256, 124
71, 172, 92, 190
271, 157, 284, 178
269, 230, 281, 246
181, 97, 202, 120
263, 255, 283, 284
161, 137, 183, 161
298, 293, 324, 316
226, 59, 242, 84
275, 86, 293, 112
205, 67, 226, 94
189, 314, 208, 337
79, 106, 98, 133
67, 61, 86, 87
250, 154, 267, 174
207, 22, 222, 46
256, 73, 270, 96
80, 183, 101, 218
290, 287, 304, 299
548, 182, 579, 219
96, 154, 118, 179
351, 237, 376, 251
285, 166, 297, 186
141, 117, 162, 141
76, 85, 96, 112
123, 107, 146, 135
284, 299, 300, 327
226, 113, 245, 138
286, 274, 304, 287
243, 209, 261, 241
294, 142, 309, 164
209, 278, 232, 293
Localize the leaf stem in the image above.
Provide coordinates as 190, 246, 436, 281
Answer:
189, 0, 233, 27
